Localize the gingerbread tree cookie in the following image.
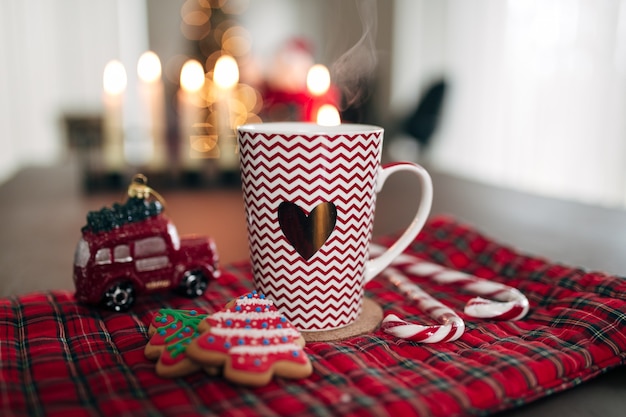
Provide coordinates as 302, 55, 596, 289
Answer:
145, 308, 208, 378
186, 291, 312, 386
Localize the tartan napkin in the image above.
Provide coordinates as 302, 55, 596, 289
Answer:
1, 215, 625, 417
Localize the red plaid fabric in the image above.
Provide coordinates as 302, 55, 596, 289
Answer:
1, 216, 625, 417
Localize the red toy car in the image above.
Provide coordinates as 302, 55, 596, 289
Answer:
73, 177, 219, 311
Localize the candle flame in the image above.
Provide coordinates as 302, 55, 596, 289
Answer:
137, 51, 162, 83
103, 60, 127, 95
316, 104, 341, 126
306, 64, 331, 96
214, 55, 239, 90
180, 59, 205, 92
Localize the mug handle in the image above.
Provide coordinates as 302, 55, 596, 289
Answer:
364, 162, 433, 283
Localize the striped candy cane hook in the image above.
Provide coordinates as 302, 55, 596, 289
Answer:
372, 244, 530, 343
382, 268, 465, 343
400, 257, 530, 321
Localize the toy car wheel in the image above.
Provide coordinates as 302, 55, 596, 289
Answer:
178, 269, 208, 297
102, 281, 136, 312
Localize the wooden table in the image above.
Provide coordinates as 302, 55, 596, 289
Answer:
0, 162, 624, 416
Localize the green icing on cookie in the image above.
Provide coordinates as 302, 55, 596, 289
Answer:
153, 308, 207, 359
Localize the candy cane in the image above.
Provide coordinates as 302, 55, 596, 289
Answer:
372, 244, 529, 321
381, 268, 465, 343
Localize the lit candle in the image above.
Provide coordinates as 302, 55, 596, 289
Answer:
307, 64, 331, 95
213, 55, 239, 173
102, 60, 127, 174
178, 59, 205, 171
306, 64, 340, 122
137, 51, 166, 171
316, 104, 341, 126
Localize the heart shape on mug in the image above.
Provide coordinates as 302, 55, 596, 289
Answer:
278, 201, 337, 260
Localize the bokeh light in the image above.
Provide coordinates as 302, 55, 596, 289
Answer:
306, 64, 331, 96
137, 51, 162, 83
214, 55, 239, 90
316, 104, 341, 126
103, 60, 127, 95
180, 59, 206, 92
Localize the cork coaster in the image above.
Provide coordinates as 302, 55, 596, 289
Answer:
300, 298, 383, 343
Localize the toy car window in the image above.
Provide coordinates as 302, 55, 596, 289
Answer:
74, 238, 90, 268
95, 248, 111, 265
114, 245, 132, 263
135, 256, 169, 272
167, 222, 180, 250
135, 237, 167, 258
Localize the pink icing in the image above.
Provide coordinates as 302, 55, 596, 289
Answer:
195, 291, 308, 372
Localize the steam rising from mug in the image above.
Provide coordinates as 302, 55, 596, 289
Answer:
330, 0, 378, 110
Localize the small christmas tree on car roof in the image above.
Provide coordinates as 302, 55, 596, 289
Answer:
82, 197, 163, 233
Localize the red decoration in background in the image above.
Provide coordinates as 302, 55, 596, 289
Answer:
260, 38, 341, 123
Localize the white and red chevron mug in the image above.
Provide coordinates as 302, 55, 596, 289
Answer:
237, 122, 432, 331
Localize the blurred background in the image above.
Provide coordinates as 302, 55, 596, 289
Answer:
1, 0, 625, 205
2, 1, 626, 410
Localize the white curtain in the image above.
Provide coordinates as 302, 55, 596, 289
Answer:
0, 0, 147, 183
428, 0, 626, 208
